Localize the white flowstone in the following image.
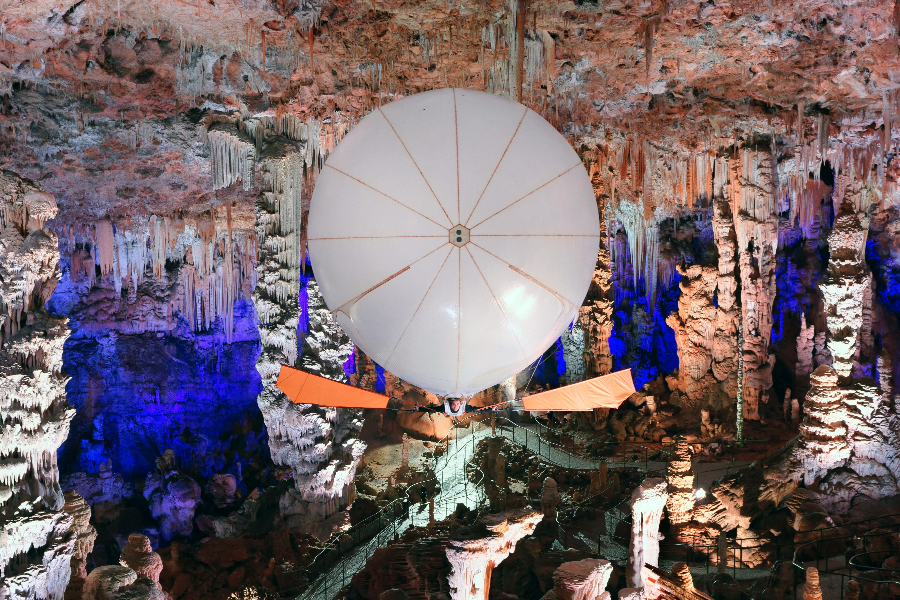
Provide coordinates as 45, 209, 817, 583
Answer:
626, 478, 668, 590
446, 510, 543, 600
553, 559, 613, 600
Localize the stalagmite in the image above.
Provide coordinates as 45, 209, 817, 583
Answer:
580, 245, 615, 378
665, 265, 718, 402
665, 437, 695, 527
560, 320, 586, 384
820, 201, 871, 378
803, 567, 823, 600
541, 477, 561, 521
62, 492, 96, 600
814, 331, 831, 368
796, 319, 815, 381
710, 200, 739, 398
144, 471, 201, 541
119, 534, 163, 582
553, 559, 613, 600
626, 478, 668, 590
0, 172, 76, 600
401, 433, 410, 470
445, 510, 543, 600
640, 563, 715, 599
731, 149, 778, 421
252, 134, 364, 532
82, 566, 137, 600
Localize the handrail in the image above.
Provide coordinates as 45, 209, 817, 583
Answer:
285, 414, 644, 600
285, 411, 856, 600
788, 515, 900, 598
284, 420, 490, 599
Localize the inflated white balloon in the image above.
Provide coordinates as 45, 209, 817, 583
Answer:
308, 89, 599, 397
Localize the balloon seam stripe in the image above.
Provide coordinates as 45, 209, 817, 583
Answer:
453, 88, 461, 224
384, 246, 455, 367
377, 107, 454, 226
456, 246, 461, 392
464, 246, 528, 360
331, 242, 446, 315
473, 234, 598, 237
468, 162, 583, 230
309, 236, 446, 240
462, 106, 528, 227
324, 164, 447, 229
469, 241, 577, 310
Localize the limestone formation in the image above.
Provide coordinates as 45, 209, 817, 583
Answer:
579, 245, 615, 378
401, 433, 410, 470
820, 204, 871, 379
560, 320, 586, 385
445, 510, 543, 600
802, 567, 822, 600
82, 565, 169, 600
553, 559, 613, 600
62, 492, 97, 600
711, 200, 740, 395
665, 437, 695, 527
626, 478, 668, 589
732, 149, 778, 421
206, 474, 238, 509
541, 477, 561, 521
119, 534, 163, 582
252, 137, 364, 531
0, 172, 77, 600
665, 264, 718, 404
641, 564, 714, 600
82, 566, 138, 600
144, 472, 202, 541
796, 318, 815, 392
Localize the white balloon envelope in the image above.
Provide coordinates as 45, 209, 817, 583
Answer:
308, 88, 599, 397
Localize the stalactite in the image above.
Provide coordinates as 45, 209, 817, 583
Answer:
62, 211, 255, 343
0, 172, 76, 600
208, 122, 257, 191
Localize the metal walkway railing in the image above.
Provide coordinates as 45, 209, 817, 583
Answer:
287, 414, 637, 600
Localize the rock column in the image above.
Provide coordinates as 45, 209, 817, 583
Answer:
0, 172, 77, 600
711, 200, 740, 399
820, 202, 871, 378
665, 437, 695, 527
445, 510, 543, 600
580, 245, 615, 378
251, 136, 364, 529
665, 265, 718, 402
626, 478, 668, 589
731, 149, 778, 421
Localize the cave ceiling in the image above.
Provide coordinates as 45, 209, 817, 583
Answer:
1, 0, 897, 230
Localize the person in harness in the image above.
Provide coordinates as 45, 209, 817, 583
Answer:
415, 397, 500, 417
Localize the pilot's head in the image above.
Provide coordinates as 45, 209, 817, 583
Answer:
448, 398, 464, 413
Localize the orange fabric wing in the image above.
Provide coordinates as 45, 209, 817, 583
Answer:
522, 369, 635, 411
276, 365, 390, 409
